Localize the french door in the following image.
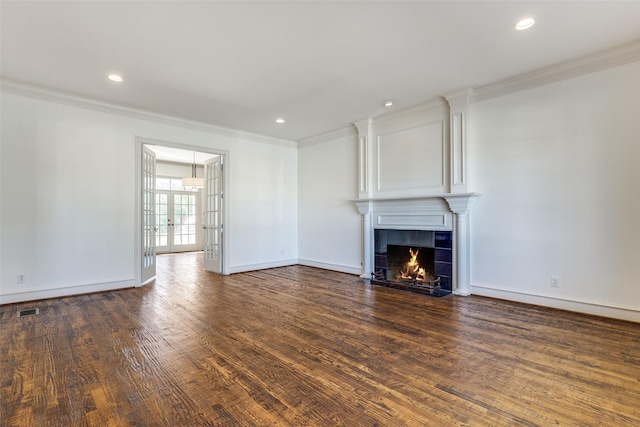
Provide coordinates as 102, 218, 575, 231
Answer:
204, 155, 223, 273
156, 191, 200, 253
141, 145, 156, 284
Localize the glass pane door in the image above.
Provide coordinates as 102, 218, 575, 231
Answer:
155, 191, 200, 253
204, 155, 223, 273
142, 146, 156, 283
155, 192, 170, 252
173, 193, 197, 248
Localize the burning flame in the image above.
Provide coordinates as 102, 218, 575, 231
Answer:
396, 248, 431, 283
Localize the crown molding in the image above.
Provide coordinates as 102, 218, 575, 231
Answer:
442, 87, 474, 108
370, 97, 449, 124
473, 39, 640, 102
0, 79, 297, 149
297, 125, 357, 148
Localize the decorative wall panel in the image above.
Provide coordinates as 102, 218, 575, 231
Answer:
375, 120, 446, 197
375, 214, 449, 229
358, 136, 368, 194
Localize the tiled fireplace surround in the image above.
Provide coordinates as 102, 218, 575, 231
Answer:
352, 89, 478, 296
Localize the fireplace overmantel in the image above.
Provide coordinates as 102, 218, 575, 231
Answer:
353, 193, 479, 296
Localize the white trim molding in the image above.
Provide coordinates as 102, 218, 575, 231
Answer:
298, 259, 362, 276
472, 283, 640, 323
473, 39, 640, 102
443, 193, 479, 296
353, 118, 373, 199
442, 87, 473, 194
297, 126, 357, 148
0, 278, 137, 305
227, 259, 298, 274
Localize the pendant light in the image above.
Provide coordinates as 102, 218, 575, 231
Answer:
182, 151, 204, 188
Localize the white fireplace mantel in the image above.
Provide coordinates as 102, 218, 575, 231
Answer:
352, 89, 477, 296
353, 193, 479, 296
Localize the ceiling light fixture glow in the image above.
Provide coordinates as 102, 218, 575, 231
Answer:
275, 118, 285, 124
515, 18, 535, 31
382, 100, 395, 107
107, 74, 123, 82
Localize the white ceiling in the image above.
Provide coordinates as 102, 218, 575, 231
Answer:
2, 1, 640, 142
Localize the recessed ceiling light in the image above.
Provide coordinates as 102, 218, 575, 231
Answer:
107, 74, 123, 82
382, 100, 395, 107
275, 118, 285, 124
515, 18, 535, 31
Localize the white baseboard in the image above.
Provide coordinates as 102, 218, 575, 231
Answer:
0, 278, 137, 305
471, 283, 640, 323
228, 259, 362, 276
227, 259, 298, 274
297, 259, 362, 275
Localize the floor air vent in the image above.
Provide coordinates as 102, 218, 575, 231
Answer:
17, 308, 39, 318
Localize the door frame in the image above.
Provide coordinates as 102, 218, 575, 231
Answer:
134, 136, 230, 286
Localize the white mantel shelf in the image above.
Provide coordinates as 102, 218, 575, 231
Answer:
353, 193, 479, 212
352, 192, 480, 296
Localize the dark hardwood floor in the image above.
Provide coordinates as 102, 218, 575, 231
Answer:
2, 252, 639, 426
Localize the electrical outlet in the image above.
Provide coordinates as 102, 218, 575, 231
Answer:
551, 276, 560, 288
17, 274, 25, 284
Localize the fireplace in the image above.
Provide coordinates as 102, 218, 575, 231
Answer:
353, 194, 478, 296
372, 229, 452, 297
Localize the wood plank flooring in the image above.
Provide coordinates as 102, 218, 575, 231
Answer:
1, 252, 639, 426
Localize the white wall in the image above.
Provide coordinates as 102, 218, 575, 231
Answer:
297, 129, 362, 274
227, 139, 298, 272
469, 60, 640, 321
0, 92, 298, 303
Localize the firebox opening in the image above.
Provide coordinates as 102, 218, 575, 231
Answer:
387, 245, 435, 283
372, 229, 452, 297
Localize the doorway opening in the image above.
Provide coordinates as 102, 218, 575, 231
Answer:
135, 137, 228, 286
